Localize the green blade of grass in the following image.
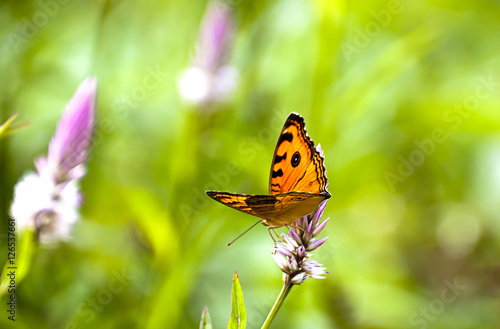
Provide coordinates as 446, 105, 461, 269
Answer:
0, 112, 17, 137
199, 306, 213, 329
0, 112, 30, 138
227, 271, 246, 329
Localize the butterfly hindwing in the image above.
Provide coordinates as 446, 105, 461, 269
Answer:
206, 191, 272, 218
206, 191, 328, 228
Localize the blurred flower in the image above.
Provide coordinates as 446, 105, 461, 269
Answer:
10, 77, 96, 244
272, 196, 329, 285
178, 1, 238, 105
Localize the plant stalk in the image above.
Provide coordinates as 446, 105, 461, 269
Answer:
261, 279, 294, 329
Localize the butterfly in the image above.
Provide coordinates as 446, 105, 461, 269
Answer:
206, 112, 330, 241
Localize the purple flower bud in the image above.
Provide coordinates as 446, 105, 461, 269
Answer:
289, 229, 302, 245
276, 244, 294, 257
296, 245, 306, 258
45, 77, 96, 182
291, 272, 307, 285
306, 237, 328, 251
313, 218, 329, 236
272, 252, 290, 274
288, 256, 299, 272
282, 233, 299, 249
311, 200, 327, 225
306, 219, 314, 234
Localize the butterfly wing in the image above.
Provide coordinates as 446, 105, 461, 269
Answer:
269, 112, 329, 196
206, 191, 266, 218
206, 191, 328, 228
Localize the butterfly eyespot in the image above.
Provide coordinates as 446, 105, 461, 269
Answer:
291, 151, 301, 167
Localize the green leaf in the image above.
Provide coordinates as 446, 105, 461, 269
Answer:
199, 306, 213, 329
0, 112, 29, 138
227, 271, 246, 329
0, 112, 17, 137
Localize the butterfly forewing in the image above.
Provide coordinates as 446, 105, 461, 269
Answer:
269, 113, 328, 195
292, 149, 328, 194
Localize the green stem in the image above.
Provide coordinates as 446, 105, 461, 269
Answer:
0, 230, 35, 296
261, 279, 294, 329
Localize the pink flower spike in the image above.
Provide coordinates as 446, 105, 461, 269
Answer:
271, 194, 330, 285
47, 77, 96, 182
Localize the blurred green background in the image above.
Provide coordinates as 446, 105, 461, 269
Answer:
1, 0, 500, 328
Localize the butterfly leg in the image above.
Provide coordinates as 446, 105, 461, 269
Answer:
275, 228, 286, 243
268, 228, 284, 244
267, 228, 277, 244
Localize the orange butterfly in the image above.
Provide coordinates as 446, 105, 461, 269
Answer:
206, 112, 330, 242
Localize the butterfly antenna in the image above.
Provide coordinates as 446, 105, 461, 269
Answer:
226, 219, 262, 246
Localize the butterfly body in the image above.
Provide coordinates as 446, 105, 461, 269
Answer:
207, 112, 330, 229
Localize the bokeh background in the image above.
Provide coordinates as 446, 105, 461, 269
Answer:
1, 0, 500, 328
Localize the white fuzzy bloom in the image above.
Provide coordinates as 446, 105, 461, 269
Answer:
10, 173, 53, 231
178, 67, 211, 104
10, 173, 80, 243
178, 60, 238, 106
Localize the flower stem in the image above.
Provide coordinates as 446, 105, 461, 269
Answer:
261, 279, 294, 329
